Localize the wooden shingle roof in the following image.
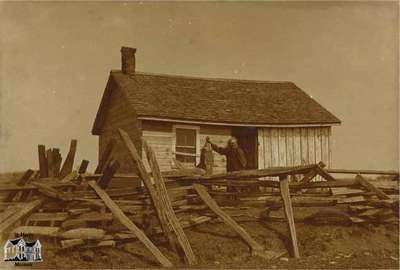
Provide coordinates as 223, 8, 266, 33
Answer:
92, 71, 340, 134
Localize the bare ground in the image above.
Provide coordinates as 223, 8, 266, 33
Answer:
24, 220, 399, 269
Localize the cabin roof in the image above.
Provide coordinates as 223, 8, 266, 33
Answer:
92, 70, 340, 134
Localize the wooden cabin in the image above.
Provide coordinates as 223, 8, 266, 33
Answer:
92, 47, 341, 179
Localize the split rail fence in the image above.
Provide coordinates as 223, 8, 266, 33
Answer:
0, 128, 398, 266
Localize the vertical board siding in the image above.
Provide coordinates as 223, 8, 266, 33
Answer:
321, 127, 329, 166
259, 126, 332, 172
264, 129, 272, 168
140, 125, 332, 174
258, 129, 265, 169
270, 128, 279, 167
307, 128, 316, 165
286, 129, 294, 167
293, 128, 302, 166
315, 128, 322, 164
258, 128, 274, 180
278, 129, 287, 167
300, 128, 309, 165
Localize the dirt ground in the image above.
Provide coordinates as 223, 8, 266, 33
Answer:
19, 220, 397, 269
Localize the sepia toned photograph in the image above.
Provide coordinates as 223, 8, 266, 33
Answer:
0, 1, 398, 269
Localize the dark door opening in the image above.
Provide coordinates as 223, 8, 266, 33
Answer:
232, 127, 258, 169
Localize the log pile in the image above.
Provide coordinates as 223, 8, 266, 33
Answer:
0, 129, 398, 266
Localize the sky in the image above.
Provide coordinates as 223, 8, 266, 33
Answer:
0, 1, 398, 173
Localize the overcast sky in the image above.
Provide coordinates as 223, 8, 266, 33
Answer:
0, 1, 398, 173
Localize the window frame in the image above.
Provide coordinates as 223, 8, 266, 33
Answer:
172, 124, 200, 165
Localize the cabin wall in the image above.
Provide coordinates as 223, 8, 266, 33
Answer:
98, 81, 142, 175
141, 120, 231, 173
258, 126, 331, 174
141, 121, 174, 172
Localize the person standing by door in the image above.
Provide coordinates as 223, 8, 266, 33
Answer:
206, 136, 247, 172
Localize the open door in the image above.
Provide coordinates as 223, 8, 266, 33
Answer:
232, 127, 258, 169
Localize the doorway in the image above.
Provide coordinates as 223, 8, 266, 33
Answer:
232, 127, 258, 169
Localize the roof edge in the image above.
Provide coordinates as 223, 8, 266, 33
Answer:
138, 116, 341, 128
92, 73, 140, 135
91, 75, 114, 135
110, 69, 294, 85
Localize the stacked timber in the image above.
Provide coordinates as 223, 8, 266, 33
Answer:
0, 131, 399, 266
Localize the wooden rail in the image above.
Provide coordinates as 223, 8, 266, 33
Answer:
326, 168, 399, 176
88, 180, 173, 267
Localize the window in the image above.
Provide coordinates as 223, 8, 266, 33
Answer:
173, 125, 199, 166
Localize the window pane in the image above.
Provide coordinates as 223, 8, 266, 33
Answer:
175, 127, 197, 167
176, 128, 196, 147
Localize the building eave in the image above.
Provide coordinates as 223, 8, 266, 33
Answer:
138, 116, 341, 128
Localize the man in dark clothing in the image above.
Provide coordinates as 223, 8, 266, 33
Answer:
206, 136, 247, 172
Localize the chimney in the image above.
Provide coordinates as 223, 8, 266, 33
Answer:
120, 47, 136, 74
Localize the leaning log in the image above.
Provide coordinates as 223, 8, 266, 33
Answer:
118, 129, 179, 254
299, 161, 325, 185
59, 139, 78, 179
0, 199, 45, 233
279, 175, 300, 258
193, 183, 283, 260
95, 139, 115, 174
143, 139, 197, 265
355, 174, 390, 200
97, 160, 120, 189
78, 160, 90, 174
53, 148, 62, 177
47, 148, 55, 177
5, 169, 35, 202
88, 180, 173, 267
38, 145, 48, 178
315, 165, 336, 182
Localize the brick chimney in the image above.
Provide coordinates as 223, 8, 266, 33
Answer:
120, 47, 136, 74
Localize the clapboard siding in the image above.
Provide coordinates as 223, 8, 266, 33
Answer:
142, 130, 173, 172
141, 121, 231, 173
258, 127, 331, 171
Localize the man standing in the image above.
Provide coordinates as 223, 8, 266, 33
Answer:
206, 136, 247, 172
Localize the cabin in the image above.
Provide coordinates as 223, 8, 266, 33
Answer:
92, 47, 341, 183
